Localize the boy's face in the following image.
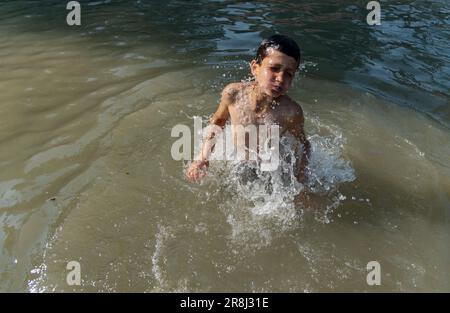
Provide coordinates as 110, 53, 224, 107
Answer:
251, 48, 298, 98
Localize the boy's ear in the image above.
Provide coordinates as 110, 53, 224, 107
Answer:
250, 60, 259, 77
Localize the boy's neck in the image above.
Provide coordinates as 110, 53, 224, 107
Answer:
250, 82, 277, 112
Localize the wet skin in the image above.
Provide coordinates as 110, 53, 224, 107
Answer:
186, 50, 311, 184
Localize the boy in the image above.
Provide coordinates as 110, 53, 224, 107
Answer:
186, 34, 310, 188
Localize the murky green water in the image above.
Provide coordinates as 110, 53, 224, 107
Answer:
0, 0, 449, 292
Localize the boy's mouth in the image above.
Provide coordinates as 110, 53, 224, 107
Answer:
271, 85, 283, 93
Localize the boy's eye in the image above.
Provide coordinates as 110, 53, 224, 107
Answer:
270, 66, 281, 72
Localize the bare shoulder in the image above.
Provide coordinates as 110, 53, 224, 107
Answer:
221, 82, 243, 103
280, 95, 305, 123
212, 82, 243, 123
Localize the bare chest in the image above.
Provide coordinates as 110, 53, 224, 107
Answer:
228, 99, 285, 130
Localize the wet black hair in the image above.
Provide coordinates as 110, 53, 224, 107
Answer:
255, 34, 301, 68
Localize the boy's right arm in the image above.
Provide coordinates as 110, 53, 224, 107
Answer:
186, 83, 237, 182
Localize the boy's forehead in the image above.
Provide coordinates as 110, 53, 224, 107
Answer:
262, 49, 298, 70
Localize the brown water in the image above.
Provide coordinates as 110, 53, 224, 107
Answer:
0, 0, 449, 292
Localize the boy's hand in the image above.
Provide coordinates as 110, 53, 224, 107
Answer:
186, 160, 209, 182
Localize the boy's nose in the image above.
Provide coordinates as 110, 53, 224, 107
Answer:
275, 73, 284, 83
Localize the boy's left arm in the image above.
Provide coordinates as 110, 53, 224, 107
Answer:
287, 105, 311, 184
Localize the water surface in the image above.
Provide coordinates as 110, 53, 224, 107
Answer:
0, 0, 449, 292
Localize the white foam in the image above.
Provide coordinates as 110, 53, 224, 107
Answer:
202, 118, 356, 246
151, 224, 170, 289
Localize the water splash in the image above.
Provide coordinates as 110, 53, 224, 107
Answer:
201, 118, 356, 247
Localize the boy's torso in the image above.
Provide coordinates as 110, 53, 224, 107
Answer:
224, 82, 302, 160
227, 81, 298, 135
